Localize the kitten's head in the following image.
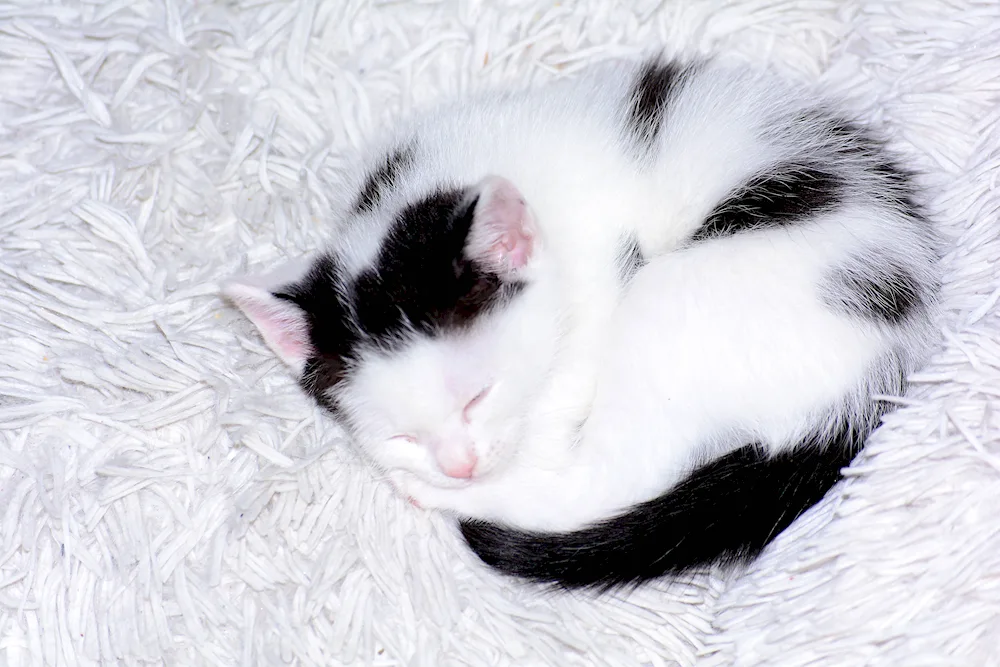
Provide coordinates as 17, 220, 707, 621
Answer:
225, 176, 562, 484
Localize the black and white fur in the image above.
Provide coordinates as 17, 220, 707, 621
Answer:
224, 57, 939, 590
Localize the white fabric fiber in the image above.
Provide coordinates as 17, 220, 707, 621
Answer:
0, 1, 997, 665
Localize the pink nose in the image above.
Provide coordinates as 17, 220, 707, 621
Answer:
440, 452, 478, 479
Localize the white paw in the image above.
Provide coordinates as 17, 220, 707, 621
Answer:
386, 471, 421, 507
387, 471, 456, 511
387, 470, 481, 516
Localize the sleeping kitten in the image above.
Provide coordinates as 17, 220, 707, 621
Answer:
224, 57, 939, 589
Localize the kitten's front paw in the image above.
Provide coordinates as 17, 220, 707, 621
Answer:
387, 471, 422, 508
387, 471, 458, 512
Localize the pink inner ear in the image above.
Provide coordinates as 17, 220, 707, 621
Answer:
223, 282, 314, 370
468, 176, 537, 274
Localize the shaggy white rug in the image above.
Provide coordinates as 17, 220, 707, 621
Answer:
1, 0, 998, 665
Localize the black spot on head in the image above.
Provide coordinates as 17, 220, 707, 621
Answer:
824, 258, 924, 325
692, 162, 843, 241
615, 233, 645, 285
624, 60, 693, 156
350, 188, 524, 348
353, 144, 415, 214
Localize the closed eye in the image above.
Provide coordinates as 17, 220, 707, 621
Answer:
462, 386, 491, 424
389, 434, 417, 444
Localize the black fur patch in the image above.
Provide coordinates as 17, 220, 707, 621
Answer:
825, 259, 924, 325
460, 411, 884, 590
353, 145, 415, 214
624, 60, 692, 155
692, 163, 843, 240
615, 233, 646, 285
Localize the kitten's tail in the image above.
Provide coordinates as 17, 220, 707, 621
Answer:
459, 414, 875, 590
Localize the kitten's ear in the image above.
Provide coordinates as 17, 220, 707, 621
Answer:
222, 267, 315, 373
466, 176, 538, 276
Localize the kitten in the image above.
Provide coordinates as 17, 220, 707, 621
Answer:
224, 57, 939, 590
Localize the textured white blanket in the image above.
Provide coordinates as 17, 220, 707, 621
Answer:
1, 1, 998, 665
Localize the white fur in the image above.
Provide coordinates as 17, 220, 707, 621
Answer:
239, 59, 939, 532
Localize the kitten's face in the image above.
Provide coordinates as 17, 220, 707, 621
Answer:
226, 175, 561, 484
338, 285, 559, 482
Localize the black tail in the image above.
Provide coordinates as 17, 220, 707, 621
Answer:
460, 417, 874, 590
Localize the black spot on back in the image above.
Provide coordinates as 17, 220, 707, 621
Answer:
692, 163, 843, 241
824, 258, 924, 325
615, 233, 646, 285
353, 144, 415, 214
351, 188, 523, 347
624, 60, 692, 155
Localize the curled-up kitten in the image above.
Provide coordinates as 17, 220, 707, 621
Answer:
224, 57, 939, 590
